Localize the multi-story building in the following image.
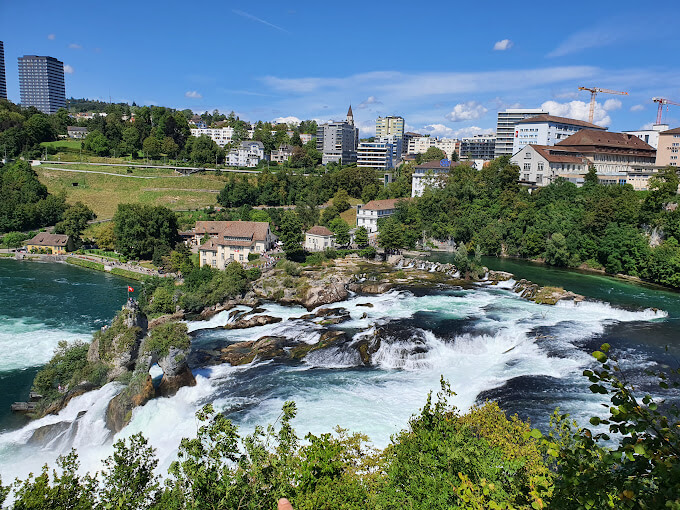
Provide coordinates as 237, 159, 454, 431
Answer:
512, 115, 606, 154
190, 127, 235, 147
316, 106, 358, 165
434, 139, 460, 159
271, 144, 293, 163
356, 198, 409, 233
555, 129, 656, 175
299, 133, 314, 145
357, 140, 396, 169
375, 116, 405, 139
305, 226, 335, 252
226, 140, 265, 168
495, 108, 547, 158
17, 55, 66, 114
511, 145, 589, 187
198, 221, 275, 268
411, 159, 473, 197
460, 134, 496, 160
407, 136, 437, 155
655, 127, 680, 167
623, 124, 669, 150
0, 41, 6, 100
67, 126, 88, 139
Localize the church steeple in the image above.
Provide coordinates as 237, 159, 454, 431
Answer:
346, 105, 354, 125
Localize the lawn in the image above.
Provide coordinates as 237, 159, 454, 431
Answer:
41, 140, 83, 150
36, 165, 228, 219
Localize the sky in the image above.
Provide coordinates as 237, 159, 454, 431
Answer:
2, 0, 679, 138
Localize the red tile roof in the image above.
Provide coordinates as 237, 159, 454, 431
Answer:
517, 115, 606, 130
361, 198, 410, 211
556, 129, 655, 151
195, 221, 269, 242
530, 145, 588, 164
306, 226, 334, 237
661, 127, 680, 135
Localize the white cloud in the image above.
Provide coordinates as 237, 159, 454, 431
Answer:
640, 122, 655, 130
493, 39, 513, 51
548, 27, 621, 57
356, 96, 381, 109
630, 104, 645, 112
63, 64, 74, 74
232, 9, 288, 33
185, 90, 202, 99
421, 124, 494, 138
272, 116, 301, 125
540, 99, 614, 126
47, 34, 56, 40
603, 98, 622, 111
355, 119, 376, 137
446, 101, 488, 122
68, 43, 82, 50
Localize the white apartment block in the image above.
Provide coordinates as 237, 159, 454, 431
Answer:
511, 145, 589, 187
191, 127, 235, 147
512, 115, 606, 155
271, 144, 293, 164
407, 136, 437, 154
434, 139, 460, 159
226, 141, 265, 168
357, 140, 395, 169
495, 108, 547, 158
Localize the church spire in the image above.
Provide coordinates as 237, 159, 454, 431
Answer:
347, 105, 354, 125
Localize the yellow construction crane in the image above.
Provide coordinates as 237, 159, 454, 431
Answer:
578, 87, 629, 124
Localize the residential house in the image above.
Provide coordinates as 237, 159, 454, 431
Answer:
271, 144, 293, 164
356, 198, 409, 233
305, 226, 335, 251
67, 126, 88, 139
198, 221, 275, 268
227, 141, 265, 168
25, 233, 69, 254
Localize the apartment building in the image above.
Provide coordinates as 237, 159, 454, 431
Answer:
655, 127, 680, 167
190, 127, 235, 147
305, 226, 335, 252
18, 55, 66, 113
512, 115, 606, 154
0, 41, 6, 100
376, 116, 405, 139
411, 159, 473, 197
356, 198, 409, 233
316, 106, 358, 165
435, 139, 460, 159
226, 140, 265, 167
407, 136, 437, 154
495, 108, 547, 158
460, 134, 496, 160
271, 144, 293, 163
511, 145, 589, 187
357, 140, 395, 169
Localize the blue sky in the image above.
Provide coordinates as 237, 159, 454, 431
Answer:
2, 0, 679, 137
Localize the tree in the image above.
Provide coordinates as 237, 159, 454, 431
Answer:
2, 231, 27, 249
93, 222, 116, 250
278, 210, 304, 260
378, 217, 404, 251
329, 218, 350, 246
584, 165, 599, 186
354, 226, 369, 247
83, 130, 110, 156
419, 146, 446, 163
332, 189, 351, 212
143, 136, 162, 159
121, 126, 141, 156
24, 114, 56, 145
113, 204, 180, 259
56, 202, 95, 245
545, 232, 570, 266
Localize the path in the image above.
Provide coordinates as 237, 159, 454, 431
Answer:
39, 166, 157, 179
37, 160, 260, 175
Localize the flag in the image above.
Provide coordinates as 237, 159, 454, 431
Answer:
128, 286, 134, 292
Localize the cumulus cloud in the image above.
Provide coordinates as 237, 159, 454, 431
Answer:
540, 99, 614, 126
630, 104, 645, 112
421, 124, 494, 138
446, 101, 488, 122
185, 90, 202, 99
356, 96, 381, 109
63, 64, 74, 74
47, 34, 56, 40
493, 39, 513, 51
68, 43, 82, 50
272, 116, 301, 125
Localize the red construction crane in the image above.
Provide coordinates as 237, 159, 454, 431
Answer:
652, 97, 680, 125
578, 87, 629, 123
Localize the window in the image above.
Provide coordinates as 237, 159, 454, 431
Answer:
524, 163, 531, 171
524, 152, 531, 159
538, 162, 544, 171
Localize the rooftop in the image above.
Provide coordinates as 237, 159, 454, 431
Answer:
517, 115, 606, 130
530, 145, 588, 164
661, 127, 680, 135
306, 226, 334, 237
26, 233, 68, 247
361, 198, 410, 211
556, 129, 656, 151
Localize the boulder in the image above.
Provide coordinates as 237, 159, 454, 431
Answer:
224, 314, 282, 330
156, 346, 196, 397
105, 373, 155, 433
302, 282, 348, 310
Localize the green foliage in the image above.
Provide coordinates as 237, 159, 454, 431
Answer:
354, 226, 369, 248
0, 160, 68, 233
113, 203, 180, 260
359, 246, 376, 259
1, 231, 29, 249
66, 257, 105, 271
279, 210, 304, 260
278, 259, 302, 276
329, 218, 350, 246
145, 322, 190, 357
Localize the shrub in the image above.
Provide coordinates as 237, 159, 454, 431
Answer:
145, 322, 190, 357
248, 252, 260, 261
277, 259, 301, 276
359, 246, 376, 259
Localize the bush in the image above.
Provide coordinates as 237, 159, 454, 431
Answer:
359, 246, 376, 259
145, 322, 190, 357
246, 267, 261, 280
247, 252, 260, 261
277, 259, 301, 276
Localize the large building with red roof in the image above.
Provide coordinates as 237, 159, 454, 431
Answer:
197, 221, 274, 268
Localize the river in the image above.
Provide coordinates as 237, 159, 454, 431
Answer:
0, 256, 677, 485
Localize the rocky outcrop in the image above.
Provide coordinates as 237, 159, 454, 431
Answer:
301, 282, 348, 310
224, 314, 282, 330
156, 346, 195, 397
511, 279, 584, 305
105, 372, 155, 433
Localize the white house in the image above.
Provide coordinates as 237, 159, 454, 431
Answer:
271, 144, 293, 164
356, 198, 409, 233
227, 141, 265, 168
511, 144, 589, 187
411, 159, 474, 197
305, 226, 335, 251
198, 221, 275, 268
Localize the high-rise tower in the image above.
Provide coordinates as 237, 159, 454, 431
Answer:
0, 41, 7, 100
18, 55, 66, 113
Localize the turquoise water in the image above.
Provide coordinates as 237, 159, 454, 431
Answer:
0, 259, 134, 430
0, 255, 677, 485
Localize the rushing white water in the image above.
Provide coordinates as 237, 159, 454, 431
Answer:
0, 286, 668, 486
0, 315, 90, 371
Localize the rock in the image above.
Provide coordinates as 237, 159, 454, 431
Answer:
219, 336, 290, 366
302, 282, 348, 310
289, 330, 347, 359
347, 282, 392, 294
156, 346, 196, 397
148, 310, 185, 329
28, 420, 72, 445
356, 302, 374, 308
224, 314, 282, 330
105, 373, 155, 433
41, 382, 100, 416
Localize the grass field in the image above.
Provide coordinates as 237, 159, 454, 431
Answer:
36, 164, 228, 219
41, 140, 83, 150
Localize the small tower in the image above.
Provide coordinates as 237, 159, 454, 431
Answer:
346, 105, 354, 125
